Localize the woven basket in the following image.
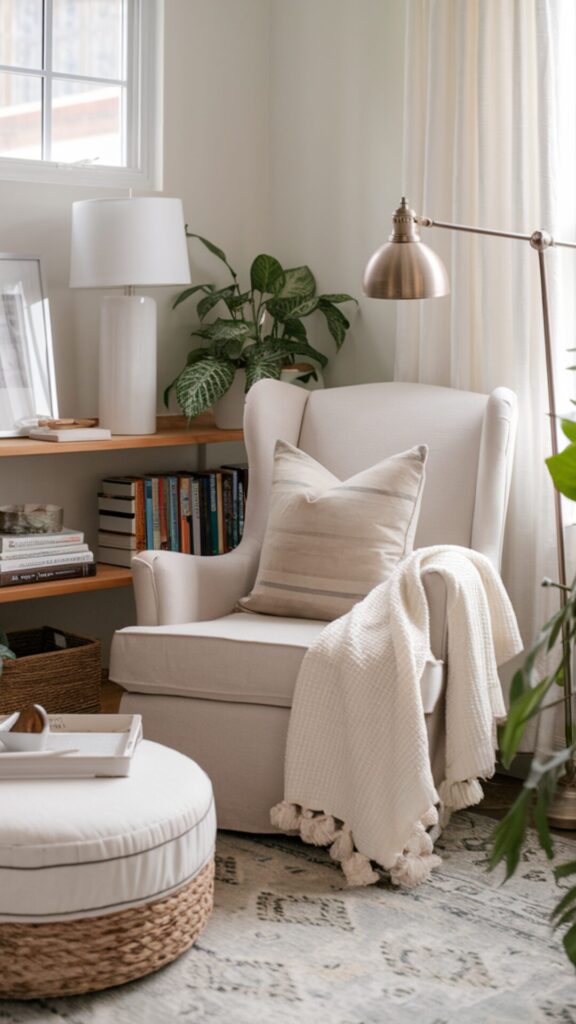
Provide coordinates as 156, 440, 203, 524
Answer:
0, 859, 214, 999
0, 626, 101, 715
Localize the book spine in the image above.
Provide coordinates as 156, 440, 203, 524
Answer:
238, 476, 245, 540
134, 479, 147, 551
0, 543, 89, 561
99, 477, 138, 497
0, 562, 97, 588
200, 476, 211, 556
158, 478, 169, 550
98, 513, 135, 535
1, 551, 94, 572
179, 476, 191, 554
97, 495, 136, 514
151, 478, 161, 549
190, 478, 201, 555
222, 472, 233, 552
209, 473, 218, 556
0, 531, 84, 552
228, 469, 239, 547
215, 472, 224, 554
98, 531, 137, 550
97, 547, 133, 568
144, 478, 154, 549
168, 476, 179, 551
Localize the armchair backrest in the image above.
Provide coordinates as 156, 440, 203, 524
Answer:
242, 380, 517, 571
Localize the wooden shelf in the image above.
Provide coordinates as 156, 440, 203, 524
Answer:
0, 415, 243, 457
0, 564, 133, 603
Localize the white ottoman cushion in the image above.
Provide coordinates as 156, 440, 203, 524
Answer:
0, 740, 215, 923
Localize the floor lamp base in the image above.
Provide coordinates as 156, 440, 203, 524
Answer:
547, 776, 576, 830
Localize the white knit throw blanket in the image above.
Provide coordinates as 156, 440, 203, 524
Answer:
271, 546, 523, 888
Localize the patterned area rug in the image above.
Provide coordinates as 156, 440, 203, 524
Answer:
2, 812, 575, 1024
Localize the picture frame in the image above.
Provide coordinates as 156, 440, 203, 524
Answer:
0, 254, 58, 437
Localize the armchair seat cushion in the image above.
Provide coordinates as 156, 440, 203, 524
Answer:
110, 612, 328, 708
111, 610, 445, 713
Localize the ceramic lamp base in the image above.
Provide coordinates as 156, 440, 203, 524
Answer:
99, 295, 157, 435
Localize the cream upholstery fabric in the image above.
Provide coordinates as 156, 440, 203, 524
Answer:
111, 380, 518, 833
0, 741, 215, 922
111, 611, 444, 711
239, 440, 427, 620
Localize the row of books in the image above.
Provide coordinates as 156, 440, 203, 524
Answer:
97, 465, 248, 566
0, 528, 96, 588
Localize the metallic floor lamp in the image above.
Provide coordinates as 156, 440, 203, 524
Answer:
364, 197, 576, 828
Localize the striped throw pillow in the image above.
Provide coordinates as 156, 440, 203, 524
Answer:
239, 440, 428, 621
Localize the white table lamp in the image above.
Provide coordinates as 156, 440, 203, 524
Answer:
70, 197, 191, 435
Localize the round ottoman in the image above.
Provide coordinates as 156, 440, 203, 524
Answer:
0, 740, 216, 1000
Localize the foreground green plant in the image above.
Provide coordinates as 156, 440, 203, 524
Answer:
490, 415, 576, 967
165, 233, 357, 419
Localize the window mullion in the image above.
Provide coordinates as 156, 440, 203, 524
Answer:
42, 0, 54, 161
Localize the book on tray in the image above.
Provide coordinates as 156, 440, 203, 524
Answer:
0, 528, 96, 588
97, 465, 248, 565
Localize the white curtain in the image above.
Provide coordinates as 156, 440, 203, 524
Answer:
397, 0, 576, 663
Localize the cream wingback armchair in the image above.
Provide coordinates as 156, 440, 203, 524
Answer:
110, 380, 517, 832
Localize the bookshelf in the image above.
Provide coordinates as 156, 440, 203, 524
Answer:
0, 415, 244, 604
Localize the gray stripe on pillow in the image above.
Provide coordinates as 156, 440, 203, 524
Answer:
261, 581, 366, 599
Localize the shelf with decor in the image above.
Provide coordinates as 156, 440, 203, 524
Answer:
0, 415, 244, 604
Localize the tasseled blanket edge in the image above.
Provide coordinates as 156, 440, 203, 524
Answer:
269, 802, 442, 888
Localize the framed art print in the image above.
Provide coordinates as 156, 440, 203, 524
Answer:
0, 254, 58, 436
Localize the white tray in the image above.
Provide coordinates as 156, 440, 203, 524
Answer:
0, 714, 142, 778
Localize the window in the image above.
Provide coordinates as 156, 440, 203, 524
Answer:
0, 0, 162, 188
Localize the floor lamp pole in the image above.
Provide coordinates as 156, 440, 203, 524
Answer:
363, 199, 576, 826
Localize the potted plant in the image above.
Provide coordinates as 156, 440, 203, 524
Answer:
490, 418, 576, 965
165, 233, 357, 426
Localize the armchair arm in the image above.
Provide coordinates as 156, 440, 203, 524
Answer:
131, 538, 261, 626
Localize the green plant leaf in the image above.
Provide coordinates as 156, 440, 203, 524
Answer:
279, 339, 329, 369
250, 254, 285, 295
174, 357, 236, 420
186, 233, 237, 278
533, 786, 554, 859
546, 444, 576, 500
318, 300, 350, 350
561, 419, 576, 443
319, 292, 358, 305
197, 286, 237, 321
551, 885, 576, 923
563, 923, 576, 966
489, 789, 531, 879
509, 668, 527, 703
266, 296, 318, 321
498, 676, 552, 768
227, 291, 250, 313
172, 284, 214, 310
554, 858, 576, 881
244, 344, 284, 389
277, 266, 316, 299
281, 318, 308, 341
193, 319, 254, 344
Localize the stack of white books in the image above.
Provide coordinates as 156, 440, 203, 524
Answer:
0, 528, 96, 588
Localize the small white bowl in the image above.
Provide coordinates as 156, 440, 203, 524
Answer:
0, 705, 49, 752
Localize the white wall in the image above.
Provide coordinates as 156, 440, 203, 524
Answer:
268, 0, 406, 386
0, 0, 405, 655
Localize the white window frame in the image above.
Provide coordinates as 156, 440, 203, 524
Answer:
0, 0, 163, 190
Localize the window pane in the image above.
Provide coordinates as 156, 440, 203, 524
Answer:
0, 0, 43, 71
0, 72, 41, 159
52, 0, 126, 80
51, 79, 123, 166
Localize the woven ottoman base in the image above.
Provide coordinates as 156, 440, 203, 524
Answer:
0, 859, 214, 1000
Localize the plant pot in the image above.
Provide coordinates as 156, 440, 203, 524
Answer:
213, 370, 247, 429
280, 364, 325, 391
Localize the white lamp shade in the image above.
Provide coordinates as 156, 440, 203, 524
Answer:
69, 197, 192, 288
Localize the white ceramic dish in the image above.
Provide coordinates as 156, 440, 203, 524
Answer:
0, 705, 49, 752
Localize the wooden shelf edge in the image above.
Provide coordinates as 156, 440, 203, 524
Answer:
0, 415, 244, 457
0, 564, 133, 603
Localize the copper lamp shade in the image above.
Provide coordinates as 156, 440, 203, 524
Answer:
363, 198, 449, 299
